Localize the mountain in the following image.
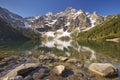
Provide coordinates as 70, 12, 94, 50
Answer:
26, 7, 105, 32
0, 7, 25, 27
0, 17, 29, 41
0, 7, 41, 41
2, 6, 116, 41
77, 14, 120, 41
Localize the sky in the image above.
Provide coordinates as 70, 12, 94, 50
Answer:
0, 0, 120, 17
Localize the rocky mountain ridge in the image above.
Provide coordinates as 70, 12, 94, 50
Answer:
26, 7, 105, 32
0, 6, 108, 41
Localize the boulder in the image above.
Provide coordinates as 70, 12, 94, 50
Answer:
58, 56, 68, 62
39, 53, 57, 61
8, 76, 23, 80
0, 62, 7, 67
88, 63, 118, 77
24, 75, 33, 80
65, 52, 70, 57
66, 59, 77, 64
0, 63, 40, 80
53, 65, 65, 75
32, 72, 44, 79
2, 57, 13, 62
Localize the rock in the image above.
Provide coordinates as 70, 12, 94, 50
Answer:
8, 76, 23, 80
45, 72, 63, 80
28, 51, 32, 55
65, 52, 70, 57
0, 63, 40, 80
17, 66, 38, 77
24, 75, 33, 80
66, 59, 77, 64
0, 57, 4, 61
76, 63, 83, 68
39, 68, 49, 74
106, 38, 120, 43
32, 67, 50, 80
2, 57, 13, 62
39, 55, 51, 60
32, 72, 44, 79
39, 53, 57, 61
58, 56, 68, 62
0, 62, 7, 67
88, 63, 118, 77
25, 51, 32, 56
53, 65, 65, 75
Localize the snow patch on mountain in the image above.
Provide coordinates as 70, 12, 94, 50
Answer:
44, 31, 55, 37
72, 10, 83, 19
82, 17, 96, 31
65, 22, 70, 26
42, 39, 72, 50
42, 29, 71, 40
24, 22, 30, 28
90, 18, 96, 27
49, 20, 57, 25
45, 20, 57, 26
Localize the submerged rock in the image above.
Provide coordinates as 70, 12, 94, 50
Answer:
8, 76, 23, 80
0, 63, 40, 80
53, 65, 65, 75
39, 53, 57, 61
65, 52, 70, 57
66, 59, 77, 64
58, 56, 68, 62
24, 75, 33, 80
88, 63, 118, 77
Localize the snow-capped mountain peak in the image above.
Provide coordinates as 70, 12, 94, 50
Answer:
45, 12, 53, 17
26, 7, 105, 32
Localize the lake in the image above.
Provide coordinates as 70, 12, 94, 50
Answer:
0, 40, 120, 80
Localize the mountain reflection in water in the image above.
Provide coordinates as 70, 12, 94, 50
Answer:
0, 40, 120, 65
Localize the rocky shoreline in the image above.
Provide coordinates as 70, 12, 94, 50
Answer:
0, 53, 119, 80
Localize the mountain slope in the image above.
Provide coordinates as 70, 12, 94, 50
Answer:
77, 14, 120, 41
0, 7, 25, 27
0, 18, 29, 41
0, 7, 41, 41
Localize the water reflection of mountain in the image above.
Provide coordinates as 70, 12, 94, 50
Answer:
0, 40, 120, 63
78, 41, 120, 62
41, 40, 72, 50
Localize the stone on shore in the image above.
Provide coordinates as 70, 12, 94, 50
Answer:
53, 65, 65, 75
88, 63, 118, 77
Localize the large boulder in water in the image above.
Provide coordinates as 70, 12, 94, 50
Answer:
0, 63, 40, 80
53, 65, 65, 75
88, 63, 118, 77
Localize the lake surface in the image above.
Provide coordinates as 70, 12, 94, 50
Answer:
0, 40, 120, 63
0, 40, 120, 79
